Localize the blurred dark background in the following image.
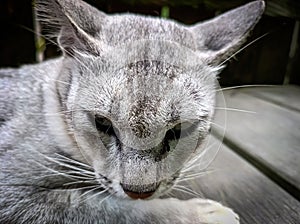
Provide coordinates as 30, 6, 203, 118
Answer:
0, 0, 299, 86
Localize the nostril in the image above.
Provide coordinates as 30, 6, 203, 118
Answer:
123, 189, 155, 199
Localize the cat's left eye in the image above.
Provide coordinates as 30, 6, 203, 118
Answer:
94, 115, 115, 136
165, 123, 181, 141
165, 121, 198, 141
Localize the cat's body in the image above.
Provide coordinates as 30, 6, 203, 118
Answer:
0, 0, 264, 223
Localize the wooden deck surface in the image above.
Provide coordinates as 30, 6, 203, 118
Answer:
180, 85, 300, 223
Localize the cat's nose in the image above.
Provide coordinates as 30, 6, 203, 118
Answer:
121, 183, 158, 199
123, 189, 155, 199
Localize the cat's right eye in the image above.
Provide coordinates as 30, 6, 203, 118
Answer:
94, 115, 115, 136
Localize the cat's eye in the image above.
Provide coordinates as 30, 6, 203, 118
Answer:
165, 121, 198, 141
165, 123, 181, 141
94, 115, 115, 135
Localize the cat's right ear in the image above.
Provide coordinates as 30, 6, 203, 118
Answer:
190, 0, 265, 65
35, 0, 107, 56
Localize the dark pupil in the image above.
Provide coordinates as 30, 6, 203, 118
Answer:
95, 116, 115, 135
161, 124, 181, 155
165, 123, 181, 141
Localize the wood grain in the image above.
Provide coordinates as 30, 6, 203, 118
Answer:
176, 136, 300, 224
212, 87, 300, 192
243, 85, 300, 112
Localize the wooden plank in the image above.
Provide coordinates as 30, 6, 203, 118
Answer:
212, 87, 300, 195
243, 85, 300, 112
175, 136, 300, 224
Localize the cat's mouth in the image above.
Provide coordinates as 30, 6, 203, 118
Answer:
120, 182, 160, 200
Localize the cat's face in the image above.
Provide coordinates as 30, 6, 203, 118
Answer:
63, 43, 218, 198
39, 0, 264, 199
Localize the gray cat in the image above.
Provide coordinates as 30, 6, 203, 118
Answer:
0, 0, 264, 223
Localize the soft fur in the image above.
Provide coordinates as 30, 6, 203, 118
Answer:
0, 0, 264, 223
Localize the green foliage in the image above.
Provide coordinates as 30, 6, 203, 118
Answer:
161, 6, 169, 18
36, 36, 46, 53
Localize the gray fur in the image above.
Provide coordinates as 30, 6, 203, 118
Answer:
0, 0, 264, 223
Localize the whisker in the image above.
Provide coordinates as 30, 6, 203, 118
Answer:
218, 84, 278, 92
214, 107, 256, 114
52, 185, 95, 192
32, 160, 81, 181
63, 180, 96, 186
27, 108, 88, 116
172, 185, 202, 198
164, 191, 175, 198
170, 140, 215, 180
182, 142, 216, 172
41, 155, 95, 176
185, 141, 223, 178
76, 185, 104, 202
35, 172, 94, 181
79, 188, 110, 204
97, 194, 113, 205
210, 122, 226, 131
218, 33, 269, 67
61, 170, 94, 178
179, 170, 214, 182
45, 77, 72, 86
180, 168, 212, 176
54, 153, 93, 170
28, 148, 96, 183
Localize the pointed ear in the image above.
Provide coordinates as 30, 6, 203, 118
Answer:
190, 0, 265, 65
36, 0, 107, 56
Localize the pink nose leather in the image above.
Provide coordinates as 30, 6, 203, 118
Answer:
124, 190, 155, 199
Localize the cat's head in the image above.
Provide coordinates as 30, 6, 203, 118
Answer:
38, 0, 264, 199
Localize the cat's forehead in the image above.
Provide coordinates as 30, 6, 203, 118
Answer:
126, 60, 180, 82
122, 61, 180, 116
78, 58, 216, 139
105, 60, 215, 122
102, 14, 197, 50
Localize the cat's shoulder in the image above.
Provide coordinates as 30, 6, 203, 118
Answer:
0, 57, 63, 123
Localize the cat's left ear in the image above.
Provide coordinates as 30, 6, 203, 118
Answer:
190, 0, 265, 65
